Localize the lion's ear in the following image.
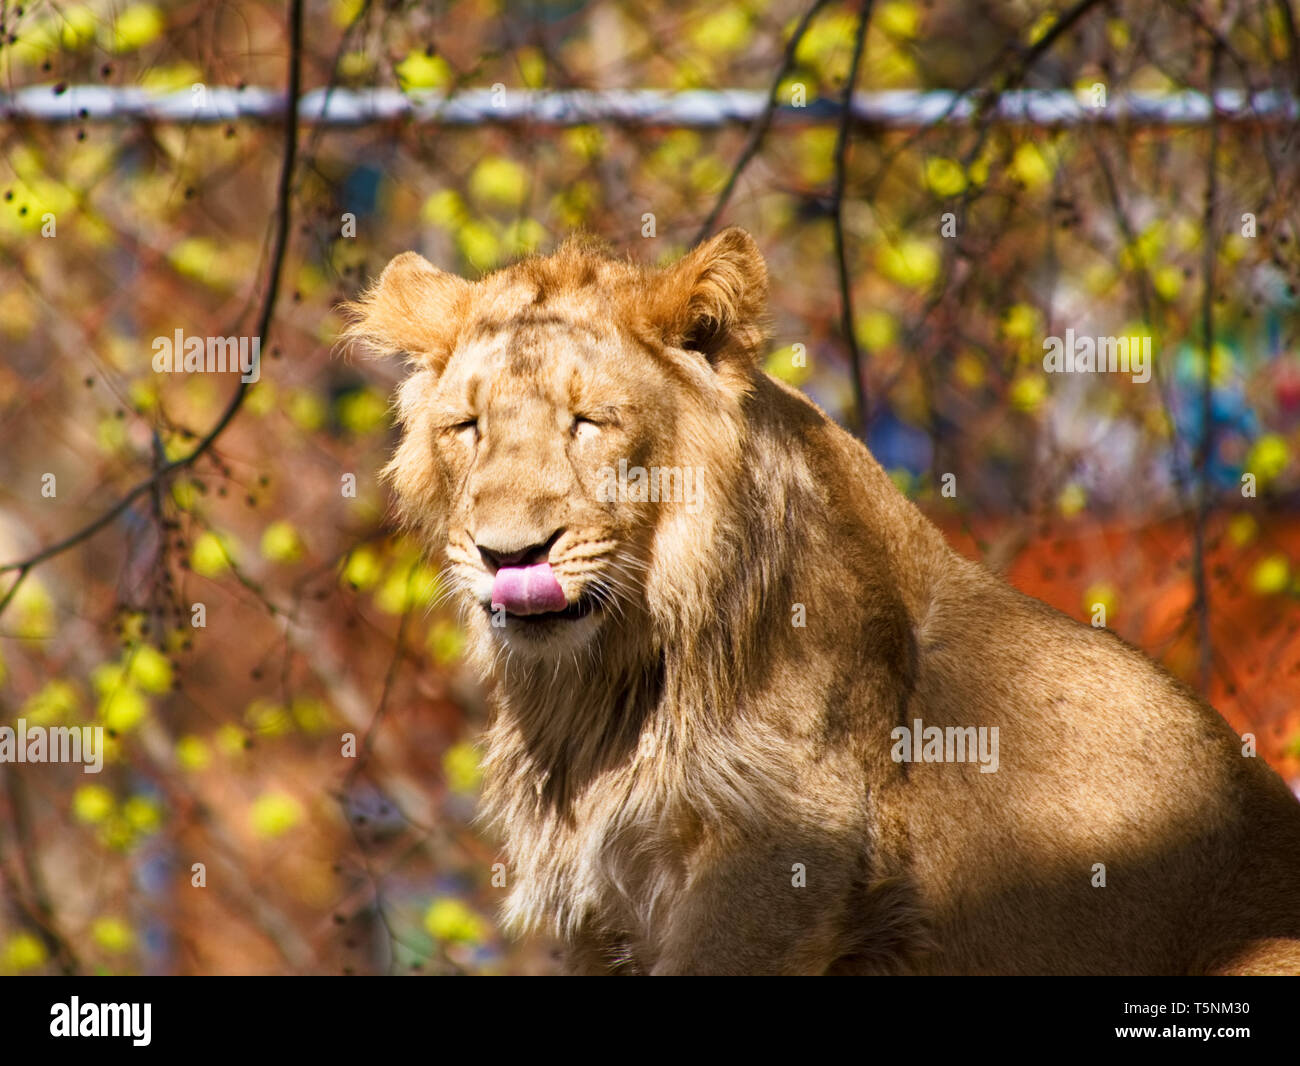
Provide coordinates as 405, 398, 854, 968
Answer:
650, 226, 769, 367
339, 251, 471, 371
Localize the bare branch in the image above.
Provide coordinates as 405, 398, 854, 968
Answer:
0, 0, 308, 619
832, 1, 874, 437
694, 0, 833, 243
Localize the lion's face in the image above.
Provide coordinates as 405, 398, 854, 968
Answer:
395, 299, 678, 658
343, 229, 768, 663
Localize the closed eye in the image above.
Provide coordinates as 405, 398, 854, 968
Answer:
443, 416, 479, 441
571, 407, 621, 433
571, 414, 607, 440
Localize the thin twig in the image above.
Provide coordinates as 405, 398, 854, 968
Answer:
693, 0, 833, 243
832, 1, 874, 437
1, 765, 82, 973
0, 0, 307, 619
1192, 36, 1223, 694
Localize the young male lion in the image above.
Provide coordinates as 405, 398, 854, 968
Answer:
343, 228, 1300, 975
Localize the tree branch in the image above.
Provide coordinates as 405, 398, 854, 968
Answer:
693, 0, 833, 243
832, 1, 874, 437
1192, 35, 1223, 694
0, 0, 307, 619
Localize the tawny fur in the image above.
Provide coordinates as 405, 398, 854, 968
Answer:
342, 228, 1300, 975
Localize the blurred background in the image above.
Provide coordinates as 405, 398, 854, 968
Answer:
0, 0, 1298, 975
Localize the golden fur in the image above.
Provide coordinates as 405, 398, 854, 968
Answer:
342, 228, 1300, 975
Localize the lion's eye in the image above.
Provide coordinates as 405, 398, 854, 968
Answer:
570, 415, 602, 442
449, 417, 479, 443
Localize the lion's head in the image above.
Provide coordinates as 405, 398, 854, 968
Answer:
342, 228, 770, 670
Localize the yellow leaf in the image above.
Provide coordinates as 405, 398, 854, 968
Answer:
764, 344, 811, 386
954, 351, 985, 389
396, 50, 452, 91
215, 724, 247, 757
469, 157, 529, 209
260, 520, 305, 563
796, 128, 838, 185
1083, 583, 1117, 619
1026, 12, 1057, 46
99, 686, 149, 733
924, 157, 966, 197
562, 127, 603, 162
421, 189, 467, 229
688, 9, 752, 52
878, 1, 920, 39
1058, 483, 1087, 518
456, 219, 502, 270
250, 792, 304, 838
91, 917, 135, 953
341, 546, 383, 590
504, 218, 546, 256
21, 679, 81, 726
1245, 434, 1289, 485
375, 563, 441, 614
337, 388, 390, 435
175, 735, 211, 771
857, 310, 898, 350
424, 897, 487, 944
428, 621, 466, 667
443, 741, 483, 794
1001, 304, 1041, 341
73, 784, 115, 824
876, 239, 940, 289
1251, 555, 1290, 596
246, 380, 277, 416
1009, 373, 1047, 412
13, 579, 54, 641
2, 932, 47, 972
110, 4, 165, 53
59, 7, 98, 50
1009, 142, 1054, 189
91, 662, 127, 696
190, 531, 234, 577
516, 46, 546, 89
332, 0, 366, 27
1227, 513, 1257, 547
289, 390, 327, 431
139, 62, 204, 93
127, 645, 172, 694
338, 51, 374, 80
245, 699, 293, 737
123, 795, 162, 833
291, 697, 332, 733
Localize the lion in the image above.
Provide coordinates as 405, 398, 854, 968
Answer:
342, 227, 1300, 975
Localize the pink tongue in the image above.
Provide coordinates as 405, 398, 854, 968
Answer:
491, 562, 568, 616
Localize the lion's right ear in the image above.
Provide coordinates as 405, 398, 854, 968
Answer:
339, 252, 471, 371
645, 226, 769, 372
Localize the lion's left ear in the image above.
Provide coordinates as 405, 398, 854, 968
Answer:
339, 251, 471, 374
648, 226, 769, 368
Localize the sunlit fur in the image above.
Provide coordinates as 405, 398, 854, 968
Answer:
343, 229, 1300, 975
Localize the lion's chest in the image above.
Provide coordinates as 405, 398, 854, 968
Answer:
498, 776, 685, 961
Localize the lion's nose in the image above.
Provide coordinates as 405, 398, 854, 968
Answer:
475, 529, 563, 572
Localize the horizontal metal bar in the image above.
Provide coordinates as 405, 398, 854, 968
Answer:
1, 86, 1296, 128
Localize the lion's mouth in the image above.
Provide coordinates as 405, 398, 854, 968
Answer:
487, 594, 600, 624
482, 560, 602, 626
